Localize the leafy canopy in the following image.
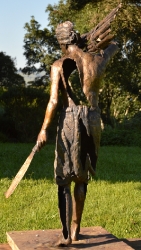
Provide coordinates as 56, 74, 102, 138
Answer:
23, 0, 141, 125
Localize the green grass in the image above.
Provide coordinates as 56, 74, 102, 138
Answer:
0, 143, 141, 243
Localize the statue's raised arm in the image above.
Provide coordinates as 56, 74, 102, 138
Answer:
80, 3, 122, 53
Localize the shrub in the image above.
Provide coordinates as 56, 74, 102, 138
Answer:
101, 126, 141, 147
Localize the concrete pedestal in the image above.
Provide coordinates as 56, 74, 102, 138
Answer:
7, 226, 133, 250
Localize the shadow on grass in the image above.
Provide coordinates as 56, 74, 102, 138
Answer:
0, 143, 141, 183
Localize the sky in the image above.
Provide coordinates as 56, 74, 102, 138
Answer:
0, 0, 58, 69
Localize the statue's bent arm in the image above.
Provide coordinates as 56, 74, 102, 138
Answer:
37, 62, 61, 146
42, 63, 61, 129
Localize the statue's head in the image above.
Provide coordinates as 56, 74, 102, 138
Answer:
55, 21, 79, 45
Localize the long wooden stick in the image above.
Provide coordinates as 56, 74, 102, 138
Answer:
5, 144, 38, 198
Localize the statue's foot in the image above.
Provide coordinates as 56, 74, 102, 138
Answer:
71, 223, 80, 241
55, 234, 72, 247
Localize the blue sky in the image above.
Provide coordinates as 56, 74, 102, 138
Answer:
0, 0, 58, 69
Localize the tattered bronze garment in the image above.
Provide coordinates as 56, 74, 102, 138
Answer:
54, 105, 101, 186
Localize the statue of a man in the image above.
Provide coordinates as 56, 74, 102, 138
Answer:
37, 5, 121, 247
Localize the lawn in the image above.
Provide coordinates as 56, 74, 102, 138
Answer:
0, 143, 141, 243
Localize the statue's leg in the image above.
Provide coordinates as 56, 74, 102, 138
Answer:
71, 182, 87, 241
56, 184, 72, 246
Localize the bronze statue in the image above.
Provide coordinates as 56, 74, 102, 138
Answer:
37, 4, 121, 247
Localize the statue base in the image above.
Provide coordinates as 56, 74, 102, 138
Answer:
6, 226, 133, 249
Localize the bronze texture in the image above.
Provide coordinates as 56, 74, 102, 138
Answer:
37, 4, 121, 247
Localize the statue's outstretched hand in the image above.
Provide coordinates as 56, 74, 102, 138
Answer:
36, 129, 48, 151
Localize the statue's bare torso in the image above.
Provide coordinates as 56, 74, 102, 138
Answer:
50, 43, 118, 110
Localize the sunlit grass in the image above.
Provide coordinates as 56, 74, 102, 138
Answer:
0, 143, 141, 242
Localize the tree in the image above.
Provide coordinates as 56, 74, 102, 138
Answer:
23, 17, 59, 75
0, 52, 24, 87
23, 0, 141, 127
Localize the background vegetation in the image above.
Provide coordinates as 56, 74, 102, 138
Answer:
0, 0, 140, 144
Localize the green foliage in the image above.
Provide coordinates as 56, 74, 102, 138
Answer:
101, 110, 141, 147
0, 86, 50, 142
0, 52, 25, 87
99, 79, 141, 126
68, 70, 88, 105
101, 127, 141, 147
0, 132, 9, 142
23, 16, 59, 74
0, 144, 141, 242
